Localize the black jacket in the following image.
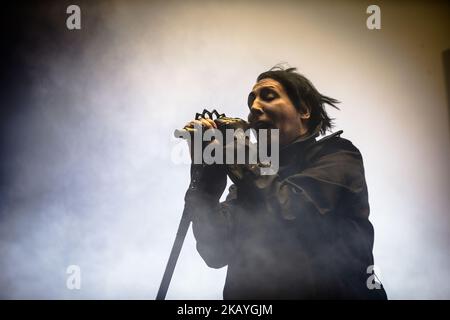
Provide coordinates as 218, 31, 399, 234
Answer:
187, 130, 387, 299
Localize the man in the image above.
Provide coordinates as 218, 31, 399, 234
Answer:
182, 66, 387, 299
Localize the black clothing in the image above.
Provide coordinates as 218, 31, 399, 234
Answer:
186, 130, 387, 299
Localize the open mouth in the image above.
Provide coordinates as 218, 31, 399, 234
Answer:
252, 121, 274, 130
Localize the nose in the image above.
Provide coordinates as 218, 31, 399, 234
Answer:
250, 102, 264, 117
248, 102, 264, 123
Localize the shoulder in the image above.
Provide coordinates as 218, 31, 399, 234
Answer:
305, 130, 363, 163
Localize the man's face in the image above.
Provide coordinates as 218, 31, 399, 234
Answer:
247, 78, 309, 146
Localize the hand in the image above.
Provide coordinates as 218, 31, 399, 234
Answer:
182, 117, 227, 201
183, 117, 220, 163
188, 163, 227, 202
226, 163, 279, 203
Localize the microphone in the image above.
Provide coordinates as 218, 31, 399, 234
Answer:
174, 109, 249, 138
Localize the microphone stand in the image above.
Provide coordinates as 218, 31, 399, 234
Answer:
157, 109, 247, 300
156, 204, 191, 300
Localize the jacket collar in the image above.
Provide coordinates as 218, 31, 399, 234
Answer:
280, 124, 321, 154
278, 124, 343, 166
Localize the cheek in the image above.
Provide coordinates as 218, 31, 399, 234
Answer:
261, 101, 301, 130
279, 106, 302, 132
269, 103, 298, 122
263, 102, 287, 120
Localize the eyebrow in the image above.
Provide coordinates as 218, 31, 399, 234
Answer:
250, 85, 279, 95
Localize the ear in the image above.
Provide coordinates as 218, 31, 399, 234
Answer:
300, 110, 310, 120
297, 102, 311, 120
297, 108, 311, 136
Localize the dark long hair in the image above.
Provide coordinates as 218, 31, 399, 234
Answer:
257, 65, 340, 135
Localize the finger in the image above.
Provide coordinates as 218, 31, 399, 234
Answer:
205, 118, 217, 129
199, 118, 214, 130
185, 120, 203, 129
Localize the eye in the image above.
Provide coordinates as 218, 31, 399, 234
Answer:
247, 92, 256, 108
260, 88, 277, 102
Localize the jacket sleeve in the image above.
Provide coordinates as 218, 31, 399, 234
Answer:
187, 185, 237, 269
